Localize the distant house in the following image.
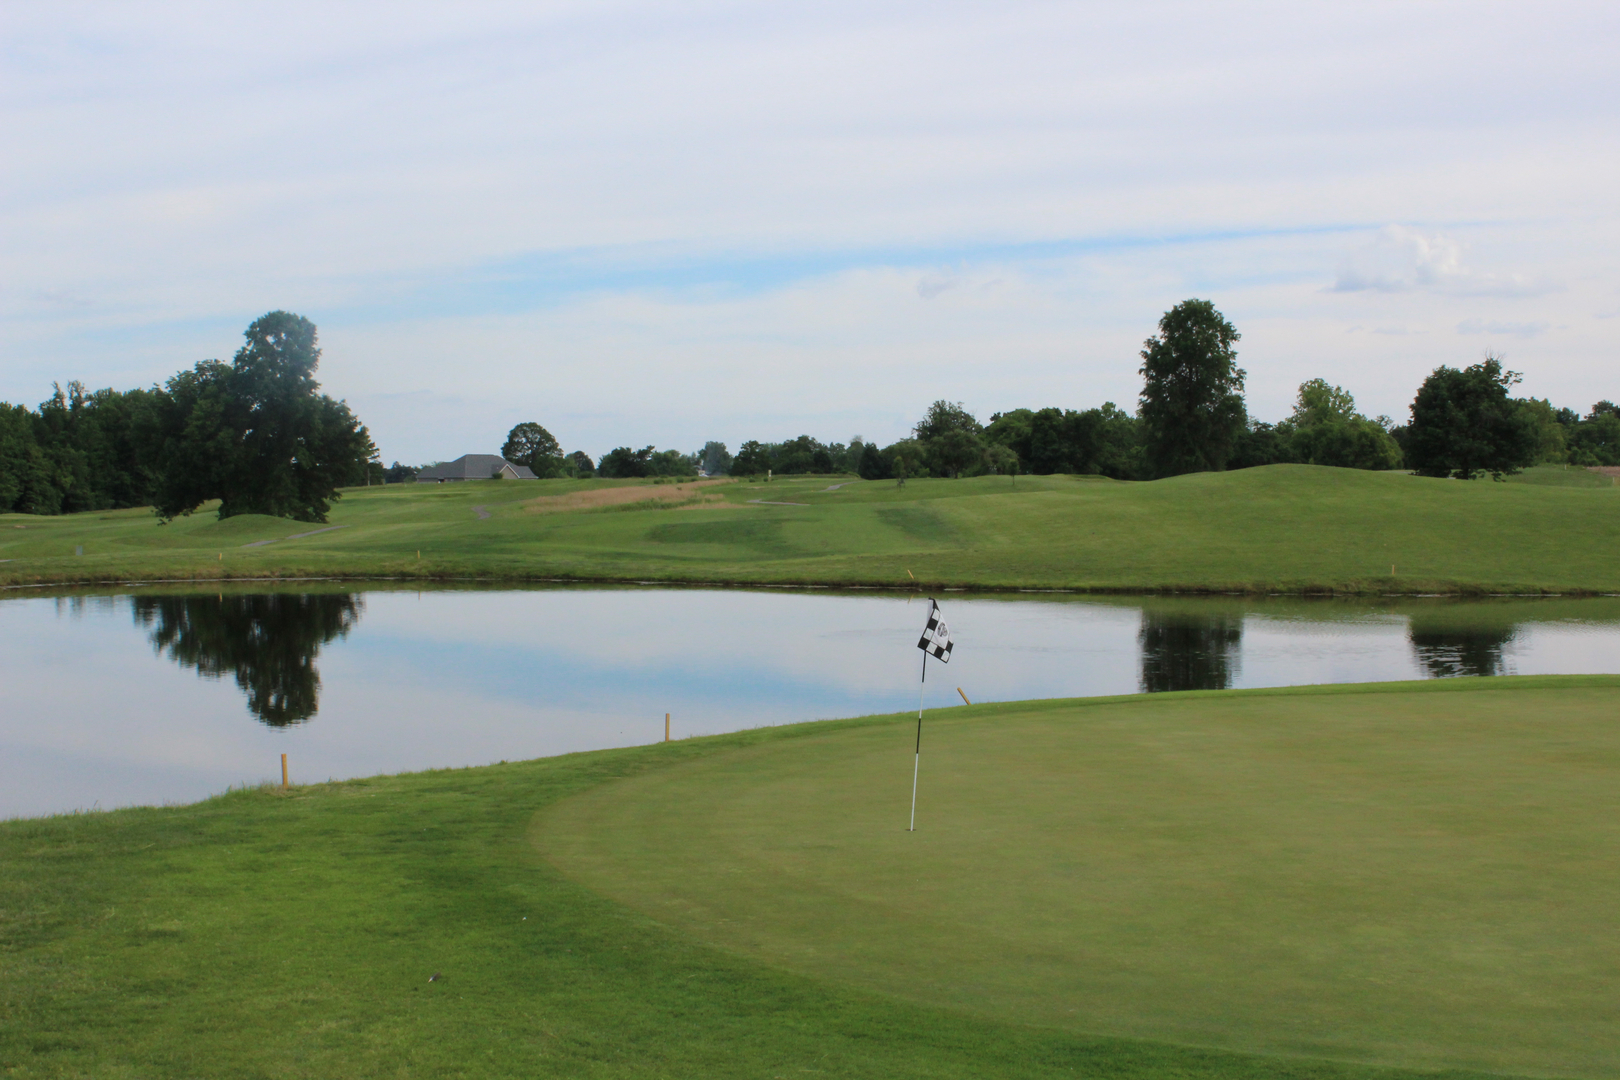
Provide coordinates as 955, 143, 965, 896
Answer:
415, 455, 538, 482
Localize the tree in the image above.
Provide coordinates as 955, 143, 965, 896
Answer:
598, 446, 654, 478
502, 422, 564, 476
1137, 299, 1247, 477
888, 439, 926, 485
566, 450, 596, 477
913, 400, 983, 443
1405, 355, 1537, 479
152, 312, 375, 522
928, 428, 986, 478
700, 441, 732, 475
982, 442, 1019, 478
731, 440, 769, 476
1277, 379, 1403, 471
857, 441, 888, 480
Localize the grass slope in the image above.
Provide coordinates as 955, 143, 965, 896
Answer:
4, 464, 1619, 593
540, 675, 1620, 1079
9, 681, 1599, 1079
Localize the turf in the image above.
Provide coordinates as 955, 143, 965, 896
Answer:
537, 676, 1620, 1079
4, 679, 1614, 1078
3, 464, 1620, 593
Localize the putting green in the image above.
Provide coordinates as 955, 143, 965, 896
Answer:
536, 677, 1620, 1078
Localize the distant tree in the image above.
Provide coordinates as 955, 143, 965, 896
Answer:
913, 400, 983, 442
1568, 402, 1620, 466
857, 441, 888, 480
1405, 355, 1537, 479
840, 437, 867, 474
700, 441, 732, 475
888, 439, 926, 485
731, 440, 769, 476
982, 442, 1019, 478
984, 409, 1035, 465
928, 429, 986, 478
1229, 420, 1292, 469
1277, 379, 1402, 471
566, 450, 596, 477
384, 461, 417, 484
501, 422, 564, 476
151, 312, 374, 521
598, 446, 654, 478
1137, 299, 1247, 477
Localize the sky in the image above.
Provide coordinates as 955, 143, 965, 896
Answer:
2, 1, 1616, 465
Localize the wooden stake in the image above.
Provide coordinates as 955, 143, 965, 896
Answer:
957, 687, 971, 705
665, 713, 670, 742
281, 753, 288, 790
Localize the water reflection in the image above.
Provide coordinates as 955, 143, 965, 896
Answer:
1138, 610, 1244, 692
1408, 621, 1517, 679
130, 593, 363, 726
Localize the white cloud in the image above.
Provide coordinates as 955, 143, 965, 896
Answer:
1332, 226, 1553, 297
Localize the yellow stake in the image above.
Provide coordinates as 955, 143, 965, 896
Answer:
665, 713, 670, 742
281, 753, 288, 790
906, 569, 915, 580
958, 687, 971, 705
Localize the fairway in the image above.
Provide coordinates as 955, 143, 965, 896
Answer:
538, 677, 1620, 1078
5, 464, 1620, 592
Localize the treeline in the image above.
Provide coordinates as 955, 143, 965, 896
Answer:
0, 312, 375, 520
715, 301, 1620, 482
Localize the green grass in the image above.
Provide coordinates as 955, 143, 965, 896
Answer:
6, 680, 1613, 1075
4, 464, 1620, 593
539, 676, 1620, 1079
1502, 465, 1616, 488
12, 680, 1613, 1078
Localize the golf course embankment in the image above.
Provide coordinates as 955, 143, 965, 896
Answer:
6, 676, 1620, 1077
2, 463, 1617, 594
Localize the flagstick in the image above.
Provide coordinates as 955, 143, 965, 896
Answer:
910, 650, 927, 831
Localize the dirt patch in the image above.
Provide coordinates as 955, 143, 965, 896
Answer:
522, 480, 732, 514
1587, 467, 1620, 480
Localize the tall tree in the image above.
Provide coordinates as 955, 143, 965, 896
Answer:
153, 311, 375, 521
1404, 355, 1536, 479
502, 422, 564, 476
1137, 300, 1247, 477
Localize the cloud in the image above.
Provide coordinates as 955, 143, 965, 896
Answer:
1456, 318, 1551, 337
1332, 226, 1552, 297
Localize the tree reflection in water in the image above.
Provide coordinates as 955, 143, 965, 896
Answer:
1138, 610, 1244, 692
130, 593, 363, 726
1407, 623, 1517, 678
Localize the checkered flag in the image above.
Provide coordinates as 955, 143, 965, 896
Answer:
917, 599, 953, 663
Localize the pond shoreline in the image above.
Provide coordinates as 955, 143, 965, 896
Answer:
1, 567, 1611, 598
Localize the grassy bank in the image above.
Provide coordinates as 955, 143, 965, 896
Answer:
11, 677, 1615, 1078
3, 464, 1618, 594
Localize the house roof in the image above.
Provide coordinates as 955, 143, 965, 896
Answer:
417, 454, 537, 480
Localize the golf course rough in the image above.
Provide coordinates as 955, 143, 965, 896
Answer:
537, 676, 1620, 1078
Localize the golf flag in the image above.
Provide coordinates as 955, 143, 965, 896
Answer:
909, 599, 953, 831
917, 600, 953, 663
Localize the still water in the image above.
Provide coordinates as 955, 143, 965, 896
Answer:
4, 585, 1620, 820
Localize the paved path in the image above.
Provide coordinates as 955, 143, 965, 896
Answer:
821, 481, 859, 491
747, 499, 809, 506
472, 505, 491, 520
241, 525, 349, 548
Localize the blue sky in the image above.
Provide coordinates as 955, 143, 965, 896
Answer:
3, 2, 1616, 464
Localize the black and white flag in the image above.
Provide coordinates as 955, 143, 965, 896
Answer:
917, 599, 953, 663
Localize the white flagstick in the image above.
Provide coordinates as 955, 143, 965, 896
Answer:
910, 648, 927, 831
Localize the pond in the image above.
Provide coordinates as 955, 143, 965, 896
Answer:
5, 584, 1620, 820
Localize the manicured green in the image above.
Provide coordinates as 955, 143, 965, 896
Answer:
12, 682, 1601, 1078
4, 464, 1619, 593
539, 676, 1620, 1079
